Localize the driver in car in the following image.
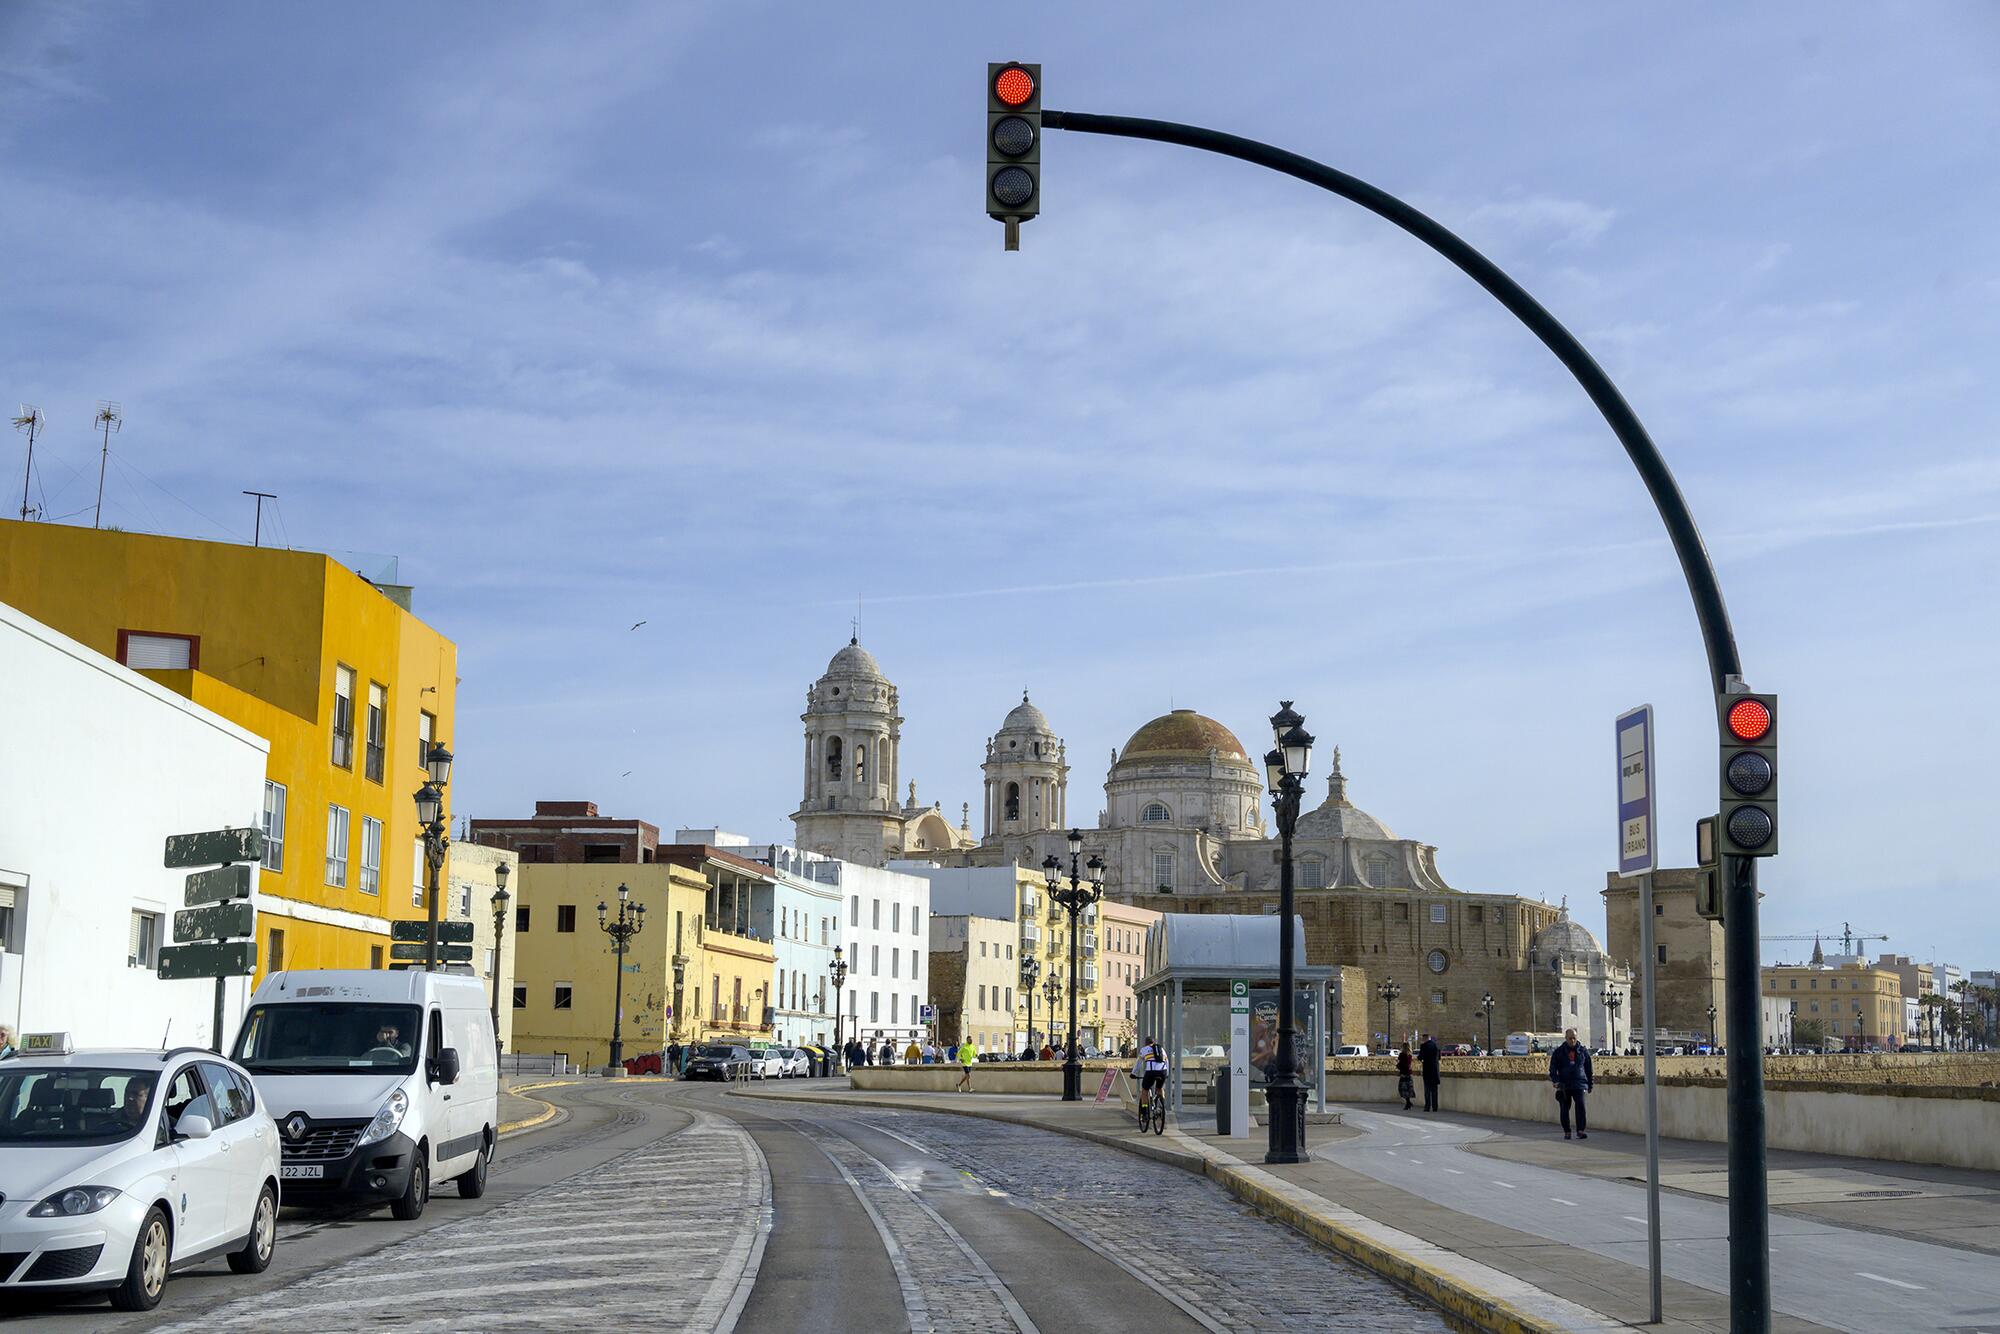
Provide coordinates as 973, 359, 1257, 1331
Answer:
119, 1081, 153, 1133
374, 1023, 411, 1058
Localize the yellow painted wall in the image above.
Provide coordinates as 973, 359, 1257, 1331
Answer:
696, 934, 777, 1047
0, 522, 457, 981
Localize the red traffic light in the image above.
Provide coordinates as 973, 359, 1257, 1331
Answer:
994, 65, 1036, 107
1726, 698, 1772, 742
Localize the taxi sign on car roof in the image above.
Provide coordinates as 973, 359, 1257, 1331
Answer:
19, 1032, 73, 1055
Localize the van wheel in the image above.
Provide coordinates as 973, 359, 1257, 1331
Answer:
228, 1185, 277, 1274
391, 1150, 429, 1220
109, 1206, 171, 1311
456, 1137, 492, 1198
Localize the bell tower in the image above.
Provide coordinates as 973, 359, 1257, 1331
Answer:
980, 690, 1068, 847
791, 638, 905, 866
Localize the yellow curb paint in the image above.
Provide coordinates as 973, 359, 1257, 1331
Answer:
498, 1080, 580, 1137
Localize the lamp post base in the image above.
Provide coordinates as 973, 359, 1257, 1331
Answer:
1264, 1081, 1309, 1165
1061, 1060, 1082, 1101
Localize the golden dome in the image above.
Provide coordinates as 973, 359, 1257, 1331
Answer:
1120, 709, 1249, 761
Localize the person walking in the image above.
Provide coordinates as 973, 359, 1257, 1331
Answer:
906, 1038, 923, 1065
1396, 1042, 1416, 1109
666, 1040, 682, 1075
1548, 1027, 1594, 1139
1419, 1032, 1442, 1113
956, 1037, 978, 1091
880, 1039, 895, 1066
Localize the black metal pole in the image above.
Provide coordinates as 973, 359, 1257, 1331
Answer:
1063, 901, 1082, 1100
609, 922, 626, 1069
423, 834, 441, 969
1267, 777, 1305, 1163
489, 905, 504, 1041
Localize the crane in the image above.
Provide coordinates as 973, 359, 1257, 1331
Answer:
1761, 922, 1888, 956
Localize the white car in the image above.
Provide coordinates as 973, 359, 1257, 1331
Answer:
0, 1035, 280, 1312
1334, 1044, 1371, 1057
771, 1048, 812, 1078
748, 1049, 788, 1079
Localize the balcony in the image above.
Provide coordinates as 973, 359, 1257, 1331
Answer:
1082, 966, 1099, 987
1020, 923, 1041, 946
1020, 892, 1039, 915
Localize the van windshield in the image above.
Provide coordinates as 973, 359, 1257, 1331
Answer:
233, 1003, 424, 1075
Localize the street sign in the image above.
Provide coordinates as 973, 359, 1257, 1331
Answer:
164, 827, 263, 869
389, 941, 473, 963
175, 901, 255, 943
1093, 1068, 1117, 1105
1616, 705, 1655, 877
183, 863, 254, 907
158, 940, 256, 980
390, 920, 473, 944
1227, 979, 1250, 1140
919, 1004, 937, 1024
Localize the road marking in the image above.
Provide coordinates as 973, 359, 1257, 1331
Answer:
1444, 1168, 1465, 1175
1491, 1181, 1517, 1189
1624, 1216, 1648, 1225
1857, 1273, 1925, 1291
1551, 1198, 1578, 1207
1408, 1159, 1423, 1166
866, 1123, 937, 1157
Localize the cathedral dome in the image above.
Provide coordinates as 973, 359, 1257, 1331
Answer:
999, 692, 1053, 736
824, 637, 884, 679
1119, 710, 1248, 761
1533, 914, 1605, 961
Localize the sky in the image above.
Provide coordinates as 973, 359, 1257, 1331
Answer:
4, 4, 1997, 968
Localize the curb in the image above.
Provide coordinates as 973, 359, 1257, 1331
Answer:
730, 1087, 1611, 1334
499, 1079, 580, 1137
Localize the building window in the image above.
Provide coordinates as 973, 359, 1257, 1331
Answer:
331, 665, 356, 768
364, 682, 387, 782
515, 905, 530, 933
554, 984, 573, 1010
358, 817, 382, 894
890, 994, 899, 1023
267, 927, 285, 971
827, 736, 843, 779
1655, 902, 1664, 915
871, 945, 880, 974
1300, 856, 1325, 889
1365, 857, 1390, 888
1569, 996, 1578, 1014
892, 903, 901, 933
1394, 902, 1409, 922
117, 630, 197, 670
1658, 944, 1668, 965
851, 896, 860, 927
1006, 783, 1021, 821
1153, 850, 1174, 891
1141, 802, 1171, 824
411, 837, 425, 907
1429, 903, 1447, 924
261, 781, 287, 872
891, 950, 900, 978
1005, 987, 1013, 1011
127, 910, 163, 968
557, 905, 576, 933
1468, 905, 1483, 924
872, 900, 881, 929
512, 984, 527, 1009
856, 741, 867, 785
870, 991, 880, 1022
325, 804, 350, 886
582, 844, 621, 862
1432, 990, 1446, 1006
911, 908, 920, 936
978, 985, 986, 1010
418, 710, 435, 770
370, 945, 383, 969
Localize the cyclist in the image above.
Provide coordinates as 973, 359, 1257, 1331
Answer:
1134, 1036, 1169, 1120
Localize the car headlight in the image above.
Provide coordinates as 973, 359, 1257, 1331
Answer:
29, 1186, 122, 1217
356, 1088, 409, 1147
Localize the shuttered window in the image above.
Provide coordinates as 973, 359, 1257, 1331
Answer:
325, 805, 349, 886
120, 633, 194, 670
127, 910, 163, 968
331, 666, 356, 768
364, 682, 387, 783
261, 782, 286, 871
359, 817, 382, 894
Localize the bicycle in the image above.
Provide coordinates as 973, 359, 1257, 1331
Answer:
1138, 1080, 1166, 1135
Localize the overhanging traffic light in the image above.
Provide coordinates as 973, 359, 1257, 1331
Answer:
987, 61, 1040, 249
1718, 692, 1778, 857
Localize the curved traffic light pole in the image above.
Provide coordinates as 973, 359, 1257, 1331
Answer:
1043, 106, 1770, 1330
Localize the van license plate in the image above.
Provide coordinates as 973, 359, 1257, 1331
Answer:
281, 1165, 324, 1179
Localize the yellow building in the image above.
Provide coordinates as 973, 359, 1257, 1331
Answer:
509, 864, 712, 1066
0, 521, 457, 979
698, 931, 777, 1047
1763, 960, 1903, 1050
1022, 867, 1103, 1050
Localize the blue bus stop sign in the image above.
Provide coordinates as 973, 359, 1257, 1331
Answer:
1616, 705, 1655, 876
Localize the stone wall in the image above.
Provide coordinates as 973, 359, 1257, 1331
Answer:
1604, 870, 1725, 1040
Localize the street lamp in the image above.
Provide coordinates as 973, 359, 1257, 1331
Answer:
1378, 978, 1402, 1050
1261, 700, 1313, 1164
1707, 1003, 1719, 1050
1043, 830, 1105, 1101
1042, 971, 1062, 1053
413, 742, 452, 969
829, 945, 849, 1072
1021, 953, 1042, 1055
596, 882, 645, 1071
1603, 987, 1624, 1054
1478, 991, 1496, 1055
487, 861, 510, 1046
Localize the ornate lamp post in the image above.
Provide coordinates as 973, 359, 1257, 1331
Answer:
1021, 953, 1042, 1055
829, 945, 849, 1072
1604, 987, 1625, 1053
1260, 699, 1313, 1164
1043, 831, 1106, 1101
1707, 1003, 1719, 1050
596, 882, 645, 1071
1378, 978, 1402, 1050
487, 861, 510, 1045
412, 742, 453, 968
670, 949, 689, 1061
1478, 991, 1496, 1055
1042, 972, 1062, 1053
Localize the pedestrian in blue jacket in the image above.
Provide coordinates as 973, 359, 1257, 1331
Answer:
1547, 1028, 1594, 1140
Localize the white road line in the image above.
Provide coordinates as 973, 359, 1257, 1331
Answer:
813, 1133, 934, 1333
1551, 1198, 1578, 1207
1857, 1272, 1925, 1291
1408, 1159, 1424, 1165
867, 1123, 937, 1156
1492, 1181, 1517, 1189
1623, 1216, 1648, 1225
1444, 1168, 1465, 1175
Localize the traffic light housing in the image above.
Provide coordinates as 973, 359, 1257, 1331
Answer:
987, 62, 1040, 248
1693, 815, 1723, 920
1717, 692, 1778, 857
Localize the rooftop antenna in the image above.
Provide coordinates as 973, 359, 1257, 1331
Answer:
242, 490, 277, 547
11, 405, 43, 521
92, 400, 122, 529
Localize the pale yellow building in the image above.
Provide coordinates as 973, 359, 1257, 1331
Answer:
447, 842, 518, 1052
1097, 899, 1161, 1053
1763, 959, 1902, 1050
929, 914, 1018, 1052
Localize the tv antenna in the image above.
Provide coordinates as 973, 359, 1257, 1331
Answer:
243, 491, 277, 547
11, 405, 43, 521
92, 400, 122, 530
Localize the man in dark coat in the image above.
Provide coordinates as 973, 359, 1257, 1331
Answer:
1548, 1027, 1594, 1139
1418, 1033, 1443, 1112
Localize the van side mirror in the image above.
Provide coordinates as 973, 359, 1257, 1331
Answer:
435, 1047, 462, 1085
176, 1113, 214, 1140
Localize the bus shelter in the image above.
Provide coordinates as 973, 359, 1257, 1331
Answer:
1134, 914, 1332, 1117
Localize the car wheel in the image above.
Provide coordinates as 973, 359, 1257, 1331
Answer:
228, 1185, 277, 1274
391, 1148, 429, 1220
456, 1136, 492, 1199
109, 1205, 171, 1311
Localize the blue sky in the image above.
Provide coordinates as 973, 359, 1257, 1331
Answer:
5, 4, 1997, 967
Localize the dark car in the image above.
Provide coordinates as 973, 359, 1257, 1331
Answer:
682, 1043, 753, 1081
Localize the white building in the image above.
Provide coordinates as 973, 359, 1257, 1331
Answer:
0, 600, 268, 1048
827, 855, 931, 1048
722, 841, 842, 1048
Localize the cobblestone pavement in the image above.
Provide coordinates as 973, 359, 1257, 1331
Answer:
783, 1105, 1453, 1334
151, 1106, 770, 1333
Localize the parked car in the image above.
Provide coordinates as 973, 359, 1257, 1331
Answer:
1182, 1044, 1226, 1060
747, 1049, 788, 1080
1333, 1044, 1370, 1058
0, 1033, 280, 1312
767, 1047, 811, 1078
1445, 1043, 1475, 1056
682, 1044, 754, 1081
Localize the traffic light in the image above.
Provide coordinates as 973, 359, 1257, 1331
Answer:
987, 61, 1040, 249
1717, 692, 1778, 857
1693, 815, 1723, 920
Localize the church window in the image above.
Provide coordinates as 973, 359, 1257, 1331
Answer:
1152, 850, 1175, 891
827, 737, 843, 779
1365, 857, 1391, 888
1430, 904, 1447, 925
1469, 905, 1484, 924
1005, 783, 1020, 821
856, 742, 867, 784
1657, 944, 1667, 964
1300, 857, 1325, 889
1141, 802, 1171, 824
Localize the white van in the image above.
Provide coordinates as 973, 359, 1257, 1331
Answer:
231, 969, 498, 1220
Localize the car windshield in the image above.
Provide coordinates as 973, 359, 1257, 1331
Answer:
0, 1067, 161, 1145
696, 1045, 742, 1059
233, 1003, 424, 1075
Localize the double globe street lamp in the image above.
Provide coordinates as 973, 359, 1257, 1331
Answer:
1604, 987, 1626, 1053
1042, 830, 1105, 1101
1261, 700, 1314, 1164
412, 743, 454, 968
1021, 953, 1042, 1055
1707, 1003, 1720, 1050
1042, 971, 1062, 1055
829, 945, 849, 1072
597, 883, 645, 1072
487, 860, 511, 1045
1478, 991, 1497, 1055
1378, 978, 1402, 1050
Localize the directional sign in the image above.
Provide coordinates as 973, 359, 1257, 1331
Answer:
389, 941, 474, 963
158, 940, 257, 980
390, 920, 473, 944
175, 901, 255, 943
164, 827, 264, 870
183, 863, 254, 907
1616, 705, 1656, 877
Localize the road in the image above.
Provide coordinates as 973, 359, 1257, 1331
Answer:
1326, 1106, 2000, 1334
1, 1080, 1454, 1332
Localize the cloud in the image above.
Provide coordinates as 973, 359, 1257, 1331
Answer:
1465, 193, 1618, 248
